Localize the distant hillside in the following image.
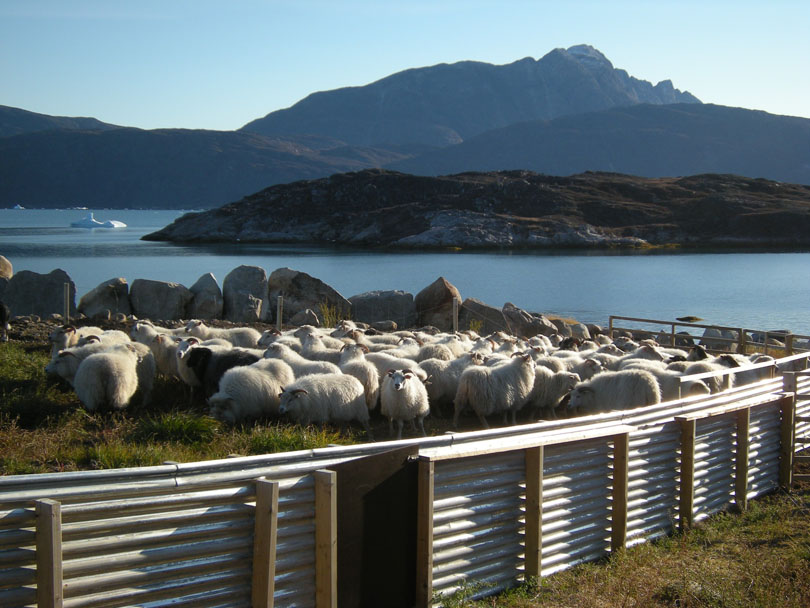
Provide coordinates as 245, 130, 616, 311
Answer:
241, 45, 699, 147
144, 169, 810, 249
389, 103, 810, 186
0, 128, 410, 208
0, 105, 119, 137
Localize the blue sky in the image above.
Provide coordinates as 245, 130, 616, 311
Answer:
1, 0, 808, 131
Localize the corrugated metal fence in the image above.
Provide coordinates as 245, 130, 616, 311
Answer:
2, 357, 810, 607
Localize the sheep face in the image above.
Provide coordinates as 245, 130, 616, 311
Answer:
278, 389, 308, 415
386, 369, 416, 391
567, 386, 595, 413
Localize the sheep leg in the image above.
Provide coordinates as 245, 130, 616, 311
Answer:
477, 413, 490, 429
388, 418, 395, 438
511, 409, 517, 426
417, 416, 427, 437
396, 420, 403, 441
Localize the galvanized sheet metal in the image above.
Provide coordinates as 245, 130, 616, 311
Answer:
692, 416, 735, 520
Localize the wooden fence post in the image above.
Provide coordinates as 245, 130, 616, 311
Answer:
36, 499, 63, 608
63, 283, 70, 325
276, 296, 283, 332
677, 418, 696, 531
453, 298, 459, 334
735, 409, 750, 512
252, 479, 280, 608
524, 446, 543, 580
780, 396, 796, 490
611, 433, 630, 552
315, 470, 337, 608
415, 457, 434, 608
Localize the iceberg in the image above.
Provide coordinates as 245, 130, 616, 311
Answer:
70, 212, 127, 229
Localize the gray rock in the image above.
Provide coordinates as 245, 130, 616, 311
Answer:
568, 322, 591, 340
349, 290, 416, 327
586, 323, 604, 337
699, 327, 739, 352
0, 277, 7, 301
78, 277, 131, 318
0, 255, 12, 280
550, 318, 573, 337
414, 277, 461, 332
458, 297, 507, 335
371, 320, 397, 332
130, 279, 193, 321
267, 267, 351, 325
501, 302, 558, 338
290, 309, 320, 327
223, 265, 268, 323
189, 273, 223, 320
4, 269, 76, 318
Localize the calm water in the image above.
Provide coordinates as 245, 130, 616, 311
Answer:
1, 208, 809, 335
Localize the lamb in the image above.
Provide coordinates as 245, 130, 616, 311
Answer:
380, 369, 430, 439
567, 369, 662, 416
182, 346, 260, 398
338, 344, 380, 410
453, 353, 536, 429
73, 350, 140, 411
184, 319, 261, 348
527, 367, 581, 419
208, 358, 295, 423
278, 373, 372, 437
263, 342, 342, 377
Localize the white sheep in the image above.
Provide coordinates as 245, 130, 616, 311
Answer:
208, 358, 295, 423
76, 329, 132, 347
298, 330, 344, 365
380, 369, 430, 439
453, 353, 536, 428
621, 359, 710, 401
418, 352, 485, 409
365, 351, 428, 383
682, 360, 734, 393
567, 369, 662, 416
527, 367, 580, 419
48, 324, 102, 359
278, 373, 372, 437
73, 350, 140, 411
339, 344, 380, 410
258, 328, 302, 352
184, 319, 261, 348
262, 342, 342, 377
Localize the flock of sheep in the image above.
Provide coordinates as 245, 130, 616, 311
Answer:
42, 318, 784, 440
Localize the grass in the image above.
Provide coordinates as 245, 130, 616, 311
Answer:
445, 481, 810, 608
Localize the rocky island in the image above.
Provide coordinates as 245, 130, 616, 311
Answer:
143, 169, 810, 249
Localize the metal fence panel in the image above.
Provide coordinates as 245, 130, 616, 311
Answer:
748, 403, 781, 498
692, 416, 735, 522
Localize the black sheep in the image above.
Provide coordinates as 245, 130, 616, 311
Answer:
184, 347, 260, 398
0, 300, 9, 342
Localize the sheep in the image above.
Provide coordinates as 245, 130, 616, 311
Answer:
621, 359, 710, 401
293, 325, 346, 350
263, 342, 342, 377
182, 346, 260, 398
73, 350, 140, 411
365, 351, 428, 383
380, 369, 430, 439
418, 352, 485, 410
567, 369, 662, 416
527, 367, 580, 419
278, 373, 372, 437
184, 319, 261, 348
208, 358, 295, 423
683, 361, 734, 393
338, 344, 380, 410
48, 324, 103, 358
453, 353, 536, 429
76, 329, 131, 346
298, 330, 344, 365
148, 334, 183, 378
0, 300, 9, 342
415, 342, 454, 362
45, 342, 111, 385
258, 328, 302, 352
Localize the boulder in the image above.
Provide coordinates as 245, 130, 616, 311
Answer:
290, 309, 320, 327
568, 322, 591, 340
700, 327, 739, 352
0, 255, 11, 280
77, 277, 131, 319
586, 323, 604, 338
549, 318, 573, 337
370, 320, 398, 332
129, 279, 193, 321
349, 290, 417, 328
267, 267, 351, 325
223, 265, 268, 323
458, 297, 506, 335
189, 273, 223, 320
501, 303, 558, 338
414, 277, 461, 331
4, 269, 76, 318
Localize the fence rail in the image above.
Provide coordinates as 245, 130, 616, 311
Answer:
2, 352, 810, 607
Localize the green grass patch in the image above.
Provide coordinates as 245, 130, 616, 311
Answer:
129, 411, 221, 445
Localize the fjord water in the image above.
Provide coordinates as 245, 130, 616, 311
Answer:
1, 208, 809, 335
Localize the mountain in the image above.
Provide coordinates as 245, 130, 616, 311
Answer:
143, 169, 810, 249
0, 128, 410, 208
389, 103, 810, 185
0, 105, 119, 137
241, 45, 699, 147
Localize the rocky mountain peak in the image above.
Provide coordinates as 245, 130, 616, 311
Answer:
564, 44, 613, 68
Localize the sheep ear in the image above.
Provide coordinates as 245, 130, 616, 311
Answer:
360, 344, 369, 353
386, 369, 395, 376
292, 389, 308, 396
278, 390, 285, 398
579, 386, 594, 394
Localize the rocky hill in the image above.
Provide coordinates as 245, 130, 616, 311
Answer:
142, 169, 810, 249
241, 45, 699, 147
0, 104, 119, 137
